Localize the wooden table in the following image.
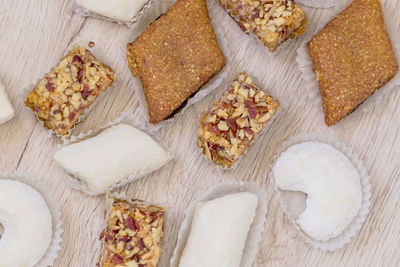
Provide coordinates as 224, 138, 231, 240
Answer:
1, 0, 399, 266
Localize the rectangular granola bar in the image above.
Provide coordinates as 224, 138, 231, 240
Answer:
100, 198, 165, 267
198, 73, 280, 168
25, 46, 115, 135
216, 0, 307, 52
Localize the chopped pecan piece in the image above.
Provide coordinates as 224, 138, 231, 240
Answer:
25, 46, 115, 135
198, 73, 280, 168
100, 198, 165, 267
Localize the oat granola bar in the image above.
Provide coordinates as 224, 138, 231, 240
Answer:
25, 46, 115, 135
100, 198, 165, 267
216, 0, 307, 52
198, 73, 280, 168
127, 0, 226, 124
307, 0, 399, 126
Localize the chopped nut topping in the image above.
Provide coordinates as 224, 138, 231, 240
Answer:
100, 199, 165, 267
198, 72, 280, 168
25, 46, 115, 135
215, 0, 307, 51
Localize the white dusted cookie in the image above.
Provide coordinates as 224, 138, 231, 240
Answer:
0, 179, 52, 267
0, 81, 15, 125
55, 123, 170, 195
178, 192, 258, 267
273, 141, 362, 241
76, 0, 151, 23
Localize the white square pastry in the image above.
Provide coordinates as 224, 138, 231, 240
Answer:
0, 81, 15, 125
54, 123, 170, 194
179, 192, 258, 267
76, 0, 150, 22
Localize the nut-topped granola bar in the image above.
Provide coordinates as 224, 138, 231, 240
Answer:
216, 0, 307, 52
25, 46, 115, 135
100, 198, 165, 267
198, 73, 280, 168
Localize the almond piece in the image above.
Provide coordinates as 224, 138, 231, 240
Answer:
217, 121, 229, 131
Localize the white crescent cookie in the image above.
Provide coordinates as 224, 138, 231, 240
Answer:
0, 81, 15, 125
0, 179, 52, 267
272, 141, 362, 241
77, 0, 150, 22
54, 123, 170, 194
179, 192, 258, 267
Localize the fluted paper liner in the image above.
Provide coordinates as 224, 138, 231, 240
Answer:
98, 191, 167, 267
0, 171, 63, 267
73, 0, 154, 26
296, 0, 346, 8
57, 112, 173, 196
20, 43, 117, 139
270, 132, 371, 251
197, 71, 284, 170
296, 0, 400, 117
170, 181, 268, 267
122, 0, 232, 132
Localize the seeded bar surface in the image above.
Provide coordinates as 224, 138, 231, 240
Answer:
100, 199, 165, 267
127, 0, 226, 124
25, 47, 115, 135
307, 0, 398, 126
216, 0, 307, 52
198, 73, 280, 168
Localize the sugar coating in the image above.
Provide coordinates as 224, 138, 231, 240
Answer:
127, 0, 226, 124
54, 124, 169, 194
0, 179, 52, 267
0, 81, 15, 125
77, 0, 149, 22
179, 192, 258, 267
273, 142, 362, 241
308, 0, 398, 126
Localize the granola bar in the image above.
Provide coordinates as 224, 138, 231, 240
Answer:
127, 0, 226, 124
25, 46, 115, 135
216, 0, 307, 52
307, 0, 398, 126
198, 73, 280, 168
100, 199, 165, 267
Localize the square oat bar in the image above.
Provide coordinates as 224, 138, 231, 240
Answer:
216, 0, 307, 52
25, 46, 115, 135
198, 73, 280, 168
100, 198, 165, 267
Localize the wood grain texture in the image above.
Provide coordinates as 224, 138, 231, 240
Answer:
0, 0, 399, 266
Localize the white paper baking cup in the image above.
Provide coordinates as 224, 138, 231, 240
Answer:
170, 181, 268, 267
296, 0, 400, 118
122, 1, 232, 132
73, 0, 153, 26
296, 0, 346, 8
21, 43, 117, 139
98, 191, 167, 267
0, 171, 63, 267
269, 132, 371, 251
57, 112, 174, 196
197, 72, 284, 170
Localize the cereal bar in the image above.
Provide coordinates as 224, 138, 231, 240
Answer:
25, 46, 115, 135
198, 73, 280, 168
216, 0, 307, 52
100, 198, 165, 267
